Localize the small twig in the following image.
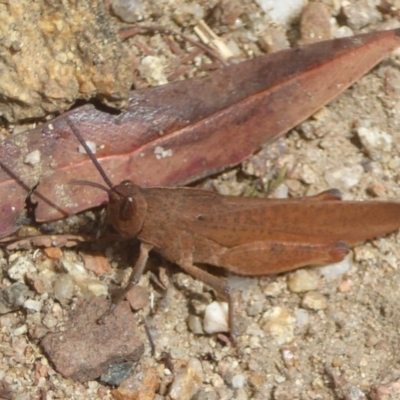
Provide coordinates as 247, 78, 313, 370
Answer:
119, 25, 229, 67
142, 318, 156, 356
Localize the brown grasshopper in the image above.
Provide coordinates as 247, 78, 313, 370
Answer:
65, 117, 400, 332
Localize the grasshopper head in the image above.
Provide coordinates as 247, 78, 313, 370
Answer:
108, 180, 147, 238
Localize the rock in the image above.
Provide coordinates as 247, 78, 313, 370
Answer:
300, 3, 333, 44
111, 367, 159, 400
111, 0, 144, 23
317, 255, 352, 280
169, 358, 203, 400
187, 315, 204, 335
232, 374, 246, 389
61, 260, 108, 298
0, 0, 131, 122
41, 298, 144, 382
371, 379, 400, 400
357, 127, 393, 161
258, 27, 289, 52
0, 283, 30, 314
261, 307, 295, 345
255, 0, 305, 26
203, 302, 229, 334
301, 291, 327, 311
83, 254, 111, 276
138, 56, 168, 86
342, 3, 381, 30
23, 299, 42, 312
7, 256, 36, 281
43, 247, 63, 260
100, 362, 136, 386
53, 274, 75, 304
324, 165, 363, 190
287, 269, 319, 293
125, 285, 149, 311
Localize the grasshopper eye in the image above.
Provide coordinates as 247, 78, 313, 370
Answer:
120, 196, 134, 221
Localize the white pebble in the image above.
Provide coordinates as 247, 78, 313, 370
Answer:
232, 374, 246, 389
357, 127, 392, 161
111, 0, 143, 23
317, 255, 352, 280
24, 299, 42, 312
324, 165, 363, 190
24, 149, 41, 166
295, 309, 310, 328
78, 141, 96, 155
203, 301, 229, 334
13, 324, 28, 336
255, 0, 305, 26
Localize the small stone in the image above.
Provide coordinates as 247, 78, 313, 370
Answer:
83, 254, 111, 276
29, 323, 49, 341
0, 283, 30, 314
100, 362, 136, 386
287, 269, 319, 293
169, 358, 203, 400
43, 247, 62, 260
53, 274, 75, 304
42, 313, 59, 329
13, 324, 28, 336
372, 379, 400, 400
367, 181, 386, 198
111, 367, 159, 400
23, 149, 41, 166
232, 374, 246, 389
24, 299, 42, 312
138, 56, 168, 86
41, 298, 144, 382
62, 260, 108, 298
78, 141, 97, 155
262, 307, 295, 345
300, 3, 332, 44
187, 315, 204, 335
194, 390, 219, 400
342, 3, 380, 30
280, 345, 299, 368
334, 25, 354, 38
294, 309, 310, 328
255, 0, 305, 26
339, 279, 352, 293
125, 285, 148, 311
111, 0, 144, 23
258, 27, 289, 52
262, 281, 282, 297
299, 164, 319, 185
343, 386, 367, 400
301, 291, 327, 311
357, 127, 393, 161
203, 302, 229, 334
324, 165, 363, 190
317, 255, 352, 280
7, 257, 37, 281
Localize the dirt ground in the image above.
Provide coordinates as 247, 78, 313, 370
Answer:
2, 0, 400, 399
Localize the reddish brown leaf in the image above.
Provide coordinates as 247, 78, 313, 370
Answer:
0, 29, 399, 238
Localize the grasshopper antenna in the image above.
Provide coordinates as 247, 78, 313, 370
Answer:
64, 116, 114, 190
